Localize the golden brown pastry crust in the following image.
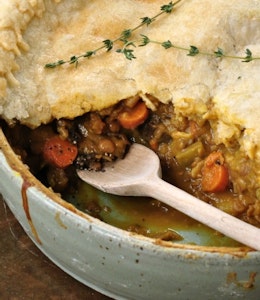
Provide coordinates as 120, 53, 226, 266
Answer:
0, 0, 260, 160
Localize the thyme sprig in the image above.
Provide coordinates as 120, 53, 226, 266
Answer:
140, 35, 260, 62
45, 0, 181, 68
45, 0, 259, 69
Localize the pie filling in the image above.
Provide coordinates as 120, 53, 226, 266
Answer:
3, 95, 260, 228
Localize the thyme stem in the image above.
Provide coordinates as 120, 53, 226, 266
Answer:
140, 37, 260, 62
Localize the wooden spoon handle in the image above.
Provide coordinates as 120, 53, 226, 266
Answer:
144, 177, 260, 250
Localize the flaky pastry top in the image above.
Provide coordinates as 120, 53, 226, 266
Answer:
0, 0, 260, 159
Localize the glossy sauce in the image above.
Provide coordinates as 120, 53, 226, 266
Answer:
68, 180, 242, 247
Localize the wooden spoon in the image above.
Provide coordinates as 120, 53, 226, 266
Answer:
77, 143, 260, 250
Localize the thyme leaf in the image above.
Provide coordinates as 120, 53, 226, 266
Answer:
141, 17, 153, 26
161, 1, 175, 13
188, 45, 199, 56
121, 29, 132, 40
83, 51, 95, 58
139, 34, 151, 46
243, 48, 253, 63
162, 40, 173, 49
70, 56, 78, 64
103, 39, 114, 51
116, 48, 136, 60
214, 48, 224, 58
45, 60, 65, 68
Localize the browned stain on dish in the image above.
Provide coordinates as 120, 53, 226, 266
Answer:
153, 238, 252, 257
55, 211, 68, 229
22, 180, 42, 245
227, 271, 257, 289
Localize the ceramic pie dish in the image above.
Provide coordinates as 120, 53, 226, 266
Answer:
1, 128, 260, 300
1, 0, 260, 298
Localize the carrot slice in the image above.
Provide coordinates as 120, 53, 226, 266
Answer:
149, 138, 159, 151
201, 151, 229, 193
43, 136, 78, 168
118, 101, 149, 129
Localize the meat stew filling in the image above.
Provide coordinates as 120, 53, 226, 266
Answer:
3, 96, 260, 228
